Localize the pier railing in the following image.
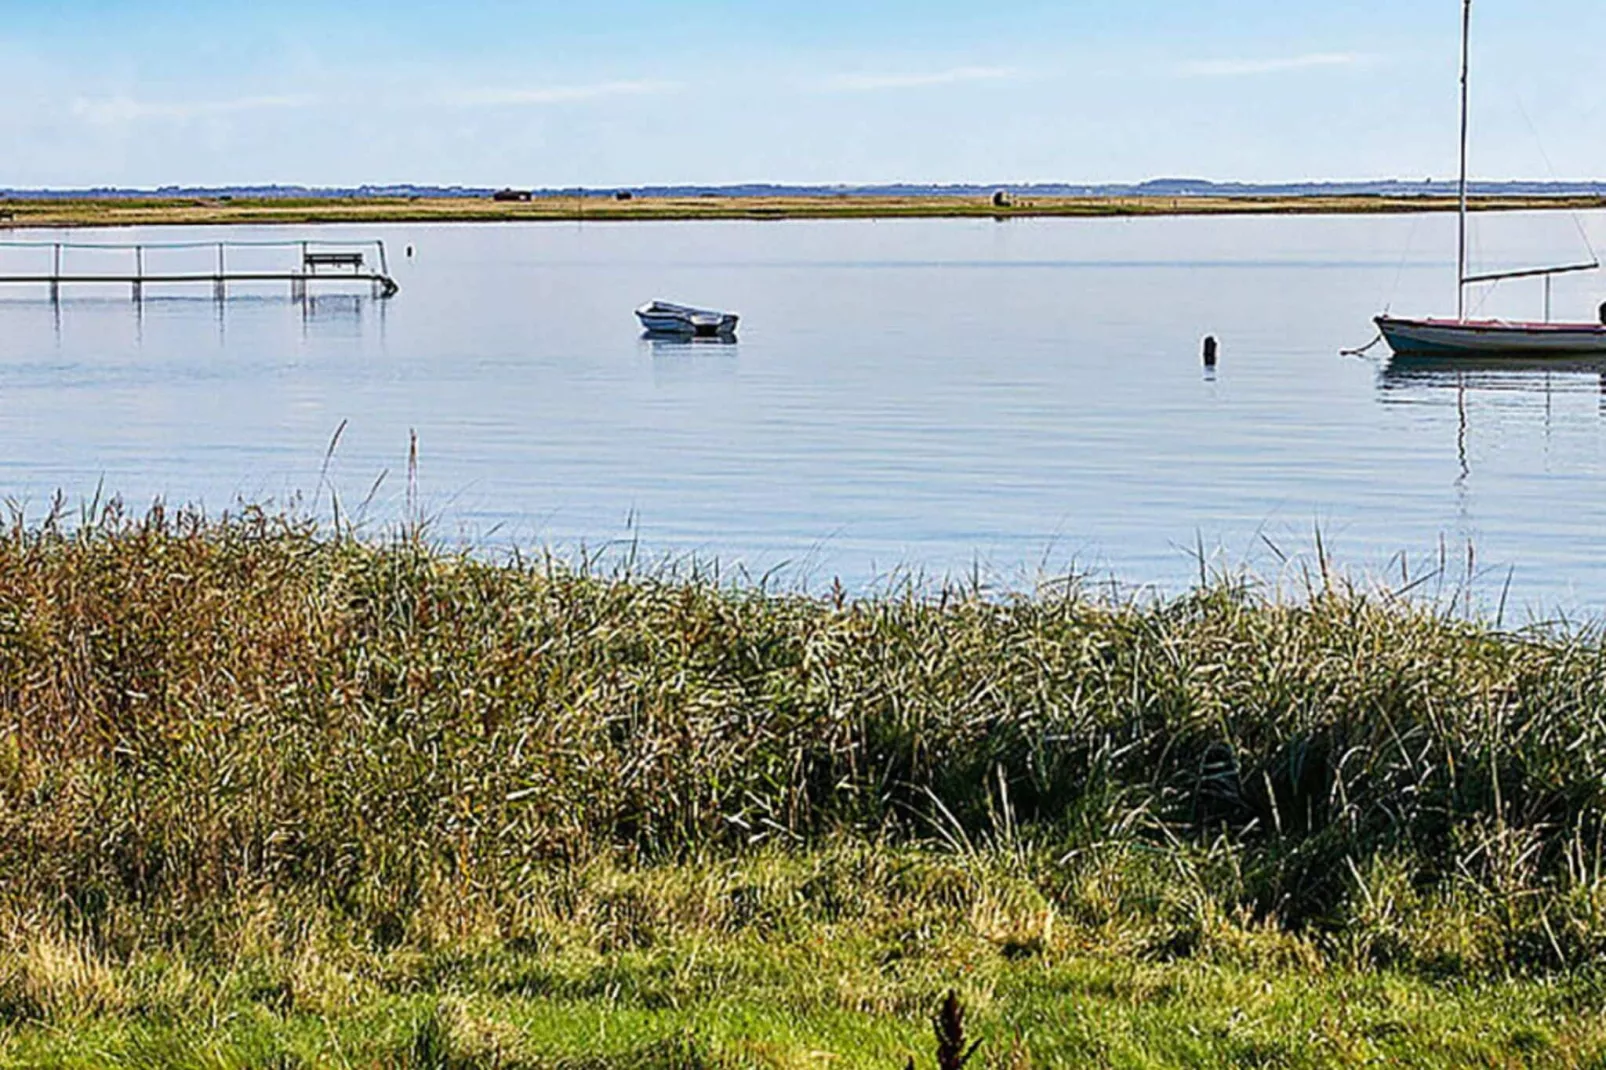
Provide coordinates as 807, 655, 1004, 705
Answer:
0, 238, 398, 300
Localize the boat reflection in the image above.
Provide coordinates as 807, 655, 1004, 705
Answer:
1381, 353, 1606, 412
1381, 352, 1606, 390
1378, 353, 1606, 481
643, 333, 738, 351
644, 334, 738, 387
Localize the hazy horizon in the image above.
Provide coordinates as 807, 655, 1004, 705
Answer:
7, 178, 1606, 197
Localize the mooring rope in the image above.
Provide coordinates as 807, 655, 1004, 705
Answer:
1340, 332, 1385, 357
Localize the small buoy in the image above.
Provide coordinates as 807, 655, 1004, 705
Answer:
1203, 336, 1218, 367
406, 245, 414, 258
1598, 300, 1605, 325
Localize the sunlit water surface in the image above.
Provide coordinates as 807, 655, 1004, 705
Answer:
4, 213, 1606, 612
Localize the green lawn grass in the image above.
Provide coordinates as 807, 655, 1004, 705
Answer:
4, 850, 1604, 1067
5, 502, 1606, 1066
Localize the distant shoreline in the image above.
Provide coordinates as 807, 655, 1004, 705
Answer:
3, 193, 1605, 228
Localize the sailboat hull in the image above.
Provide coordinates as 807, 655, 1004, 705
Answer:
1372, 3, 1606, 360
1376, 315, 1606, 356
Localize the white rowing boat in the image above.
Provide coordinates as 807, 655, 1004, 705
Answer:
635, 301, 739, 338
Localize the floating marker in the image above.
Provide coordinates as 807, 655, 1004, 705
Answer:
1203, 335, 1219, 367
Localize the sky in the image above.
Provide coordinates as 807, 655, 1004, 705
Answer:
1, 1, 1603, 188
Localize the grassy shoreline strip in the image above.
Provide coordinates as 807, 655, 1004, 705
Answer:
7, 504, 1606, 1065
2, 193, 1605, 228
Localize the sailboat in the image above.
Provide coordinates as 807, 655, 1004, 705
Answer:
1376, 0, 1606, 356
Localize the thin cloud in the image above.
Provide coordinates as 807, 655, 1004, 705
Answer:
68, 81, 676, 125
447, 81, 679, 107
70, 94, 316, 124
1178, 53, 1370, 78
820, 66, 1021, 92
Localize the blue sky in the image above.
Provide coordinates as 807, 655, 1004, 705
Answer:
1, 1, 1602, 188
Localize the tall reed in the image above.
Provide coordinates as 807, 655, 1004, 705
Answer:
4, 501, 1606, 973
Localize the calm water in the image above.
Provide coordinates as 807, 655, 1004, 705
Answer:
4, 213, 1606, 611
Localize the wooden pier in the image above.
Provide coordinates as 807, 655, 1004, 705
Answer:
0, 239, 399, 301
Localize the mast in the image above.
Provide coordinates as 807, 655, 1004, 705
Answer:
1457, 0, 1472, 321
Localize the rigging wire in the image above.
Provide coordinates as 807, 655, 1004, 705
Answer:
1509, 88, 1600, 265
1386, 211, 1423, 313
1342, 217, 1424, 356
1471, 276, 1499, 318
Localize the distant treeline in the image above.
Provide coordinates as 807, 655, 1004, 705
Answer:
6, 178, 1606, 201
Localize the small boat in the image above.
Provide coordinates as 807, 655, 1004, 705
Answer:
635, 301, 739, 338
1377, 313, 1606, 356
1374, 0, 1603, 358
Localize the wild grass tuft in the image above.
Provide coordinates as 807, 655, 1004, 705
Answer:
7, 501, 1606, 1063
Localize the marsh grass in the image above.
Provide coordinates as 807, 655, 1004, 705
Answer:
7, 501, 1606, 1064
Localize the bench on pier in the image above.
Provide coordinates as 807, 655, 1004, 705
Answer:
303, 251, 365, 273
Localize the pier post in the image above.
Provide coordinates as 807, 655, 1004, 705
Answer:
132, 245, 143, 302
50, 243, 60, 303
291, 275, 306, 302
214, 243, 226, 301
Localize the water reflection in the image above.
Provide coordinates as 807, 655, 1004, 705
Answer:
0, 290, 388, 375
1380, 354, 1606, 423
1378, 353, 1606, 483
300, 293, 371, 343
304, 294, 364, 320
643, 335, 739, 387
1380, 353, 1606, 391
642, 333, 738, 350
